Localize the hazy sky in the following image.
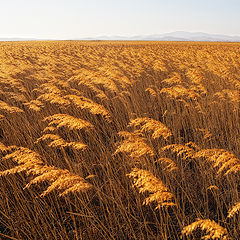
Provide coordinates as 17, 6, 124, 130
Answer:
0, 0, 240, 39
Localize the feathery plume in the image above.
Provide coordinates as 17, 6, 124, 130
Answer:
115, 131, 155, 159
24, 100, 44, 112
162, 144, 196, 160
128, 168, 175, 209
228, 202, 240, 218
194, 149, 240, 176
44, 114, 94, 131
65, 94, 111, 120
1, 147, 92, 196
160, 85, 200, 101
37, 83, 70, 106
0, 100, 23, 113
0, 147, 43, 176
145, 87, 157, 97
25, 166, 92, 197
129, 117, 172, 139
157, 158, 178, 172
36, 134, 87, 151
162, 72, 182, 86
182, 218, 230, 240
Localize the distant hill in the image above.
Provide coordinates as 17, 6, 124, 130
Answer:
81, 31, 240, 42
1, 32, 240, 42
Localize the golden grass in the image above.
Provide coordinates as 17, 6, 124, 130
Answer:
43, 114, 94, 131
0, 100, 24, 114
128, 117, 172, 139
128, 168, 175, 209
115, 131, 155, 159
36, 133, 87, 151
228, 202, 240, 218
182, 218, 230, 240
0, 40, 240, 239
65, 94, 111, 120
1, 146, 92, 197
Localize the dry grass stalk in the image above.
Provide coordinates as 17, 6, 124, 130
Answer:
207, 185, 219, 191
38, 92, 70, 106
128, 168, 175, 209
160, 85, 200, 101
214, 89, 240, 105
186, 68, 207, 95
44, 114, 94, 131
36, 134, 87, 151
128, 117, 172, 139
0, 77, 27, 93
0, 142, 8, 153
76, 80, 108, 100
37, 83, 70, 106
24, 100, 44, 112
162, 72, 182, 86
157, 158, 178, 172
162, 144, 196, 160
7, 92, 27, 103
39, 83, 63, 95
70, 70, 119, 93
25, 165, 92, 197
194, 149, 240, 176
0, 100, 23, 113
145, 87, 157, 97
185, 141, 200, 151
0, 142, 17, 156
199, 128, 213, 141
115, 131, 155, 159
0, 147, 43, 176
1, 147, 92, 196
228, 202, 240, 218
181, 218, 230, 240
43, 126, 56, 133
152, 60, 168, 72
65, 94, 111, 120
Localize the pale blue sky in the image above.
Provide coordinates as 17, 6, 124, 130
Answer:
0, 0, 239, 39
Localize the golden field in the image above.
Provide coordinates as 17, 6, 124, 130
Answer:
0, 40, 240, 239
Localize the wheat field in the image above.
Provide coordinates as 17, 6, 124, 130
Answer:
0, 40, 240, 239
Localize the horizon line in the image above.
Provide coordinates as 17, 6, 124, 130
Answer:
1, 31, 240, 43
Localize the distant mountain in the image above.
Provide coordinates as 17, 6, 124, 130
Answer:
1, 32, 240, 42
80, 31, 240, 42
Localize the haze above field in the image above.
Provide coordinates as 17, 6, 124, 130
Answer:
79, 32, 240, 42
1, 32, 240, 42
0, 0, 239, 40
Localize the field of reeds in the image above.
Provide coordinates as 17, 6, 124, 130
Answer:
0, 40, 240, 239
